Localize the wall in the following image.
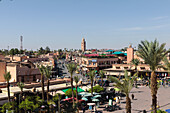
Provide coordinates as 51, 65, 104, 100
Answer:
127, 47, 134, 64
6, 64, 17, 82
0, 62, 6, 82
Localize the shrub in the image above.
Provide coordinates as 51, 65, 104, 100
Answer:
65, 89, 76, 98
1, 101, 17, 113
151, 109, 166, 113
89, 85, 104, 93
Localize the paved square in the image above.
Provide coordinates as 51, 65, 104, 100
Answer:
80, 86, 170, 113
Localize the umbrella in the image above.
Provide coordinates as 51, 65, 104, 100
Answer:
87, 103, 95, 106
91, 95, 101, 99
83, 94, 92, 97
82, 97, 88, 101
114, 88, 120, 91
78, 92, 87, 95
166, 109, 170, 113
93, 95, 101, 98
92, 99, 99, 102
93, 92, 99, 95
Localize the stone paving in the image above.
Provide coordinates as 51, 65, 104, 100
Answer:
80, 86, 170, 113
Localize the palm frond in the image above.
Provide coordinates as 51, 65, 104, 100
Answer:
3, 72, 11, 82
110, 71, 136, 95
66, 63, 76, 77
99, 70, 105, 78
74, 76, 79, 84
137, 39, 168, 71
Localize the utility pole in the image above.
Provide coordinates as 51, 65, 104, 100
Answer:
20, 36, 23, 50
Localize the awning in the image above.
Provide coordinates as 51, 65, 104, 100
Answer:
105, 50, 114, 52
62, 87, 84, 93
92, 59, 97, 62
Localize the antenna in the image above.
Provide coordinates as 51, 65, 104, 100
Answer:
20, 36, 23, 50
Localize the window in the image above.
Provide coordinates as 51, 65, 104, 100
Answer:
124, 67, 128, 69
140, 67, 145, 70
116, 67, 120, 69
93, 63, 95, 65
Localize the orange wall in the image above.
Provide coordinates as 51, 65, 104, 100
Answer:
0, 62, 6, 82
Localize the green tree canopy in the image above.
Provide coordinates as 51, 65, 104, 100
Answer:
65, 89, 76, 98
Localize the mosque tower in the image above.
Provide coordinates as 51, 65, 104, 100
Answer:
81, 38, 86, 52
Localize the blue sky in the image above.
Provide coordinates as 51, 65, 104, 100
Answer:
0, 0, 170, 50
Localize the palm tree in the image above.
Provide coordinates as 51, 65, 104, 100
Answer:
163, 57, 170, 75
131, 58, 140, 71
38, 65, 45, 101
17, 82, 24, 94
66, 63, 76, 106
17, 82, 24, 104
53, 93, 61, 113
4, 72, 11, 102
74, 76, 79, 113
137, 39, 168, 113
110, 70, 136, 113
99, 70, 105, 87
44, 65, 52, 102
131, 58, 140, 88
89, 70, 95, 96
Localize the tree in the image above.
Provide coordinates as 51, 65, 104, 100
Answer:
60, 101, 77, 113
131, 58, 140, 88
53, 93, 62, 113
74, 76, 79, 103
89, 85, 104, 93
45, 46, 50, 54
131, 58, 140, 71
19, 98, 34, 113
137, 39, 168, 113
163, 57, 170, 75
38, 65, 45, 101
4, 72, 11, 102
38, 47, 45, 55
20, 49, 24, 54
9, 48, 15, 60
89, 70, 95, 96
14, 48, 19, 55
110, 70, 136, 113
17, 82, 24, 93
74, 76, 79, 113
17, 82, 24, 103
66, 63, 76, 107
44, 65, 52, 101
65, 89, 76, 98
99, 70, 105, 87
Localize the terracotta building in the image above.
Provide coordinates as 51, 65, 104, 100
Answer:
0, 61, 41, 83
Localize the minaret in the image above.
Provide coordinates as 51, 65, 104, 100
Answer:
127, 44, 134, 64
81, 38, 86, 51
20, 36, 23, 50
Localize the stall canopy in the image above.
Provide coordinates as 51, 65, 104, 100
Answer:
62, 87, 84, 93
112, 51, 127, 56
105, 50, 114, 52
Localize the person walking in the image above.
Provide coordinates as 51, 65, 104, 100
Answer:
131, 94, 134, 100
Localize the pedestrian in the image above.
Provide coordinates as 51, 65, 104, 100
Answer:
131, 94, 134, 100
143, 110, 147, 113
83, 106, 86, 113
116, 96, 119, 104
